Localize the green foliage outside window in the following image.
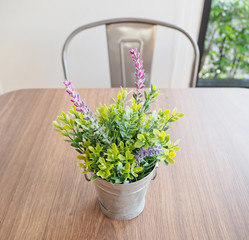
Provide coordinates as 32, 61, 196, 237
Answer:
200, 0, 249, 79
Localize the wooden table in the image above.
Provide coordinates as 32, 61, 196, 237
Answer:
0, 88, 248, 240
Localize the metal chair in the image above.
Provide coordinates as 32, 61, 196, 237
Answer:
62, 18, 199, 88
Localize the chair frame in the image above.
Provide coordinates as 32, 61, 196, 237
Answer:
62, 18, 200, 87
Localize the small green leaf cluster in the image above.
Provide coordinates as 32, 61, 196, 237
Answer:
53, 85, 184, 184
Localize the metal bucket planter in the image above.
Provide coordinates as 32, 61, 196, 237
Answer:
85, 164, 158, 220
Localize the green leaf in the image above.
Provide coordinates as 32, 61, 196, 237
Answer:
70, 119, 74, 127
172, 108, 177, 116
125, 150, 134, 160
137, 134, 145, 141
53, 129, 61, 132
144, 91, 147, 100
64, 124, 72, 130
97, 170, 110, 179
144, 143, 149, 149
153, 129, 161, 137
169, 151, 176, 157
71, 142, 79, 148
134, 166, 143, 172
88, 146, 95, 152
75, 149, 83, 154
99, 165, 107, 170
162, 160, 168, 165
153, 92, 159, 98
164, 109, 170, 115
119, 141, 125, 150
112, 143, 119, 157
61, 130, 68, 136
165, 134, 170, 142
52, 121, 60, 128
131, 162, 143, 177
124, 163, 130, 173
168, 158, 175, 164
132, 172, 138, 177
90, 175, 98, 181
77, 162, 84, 168
114, 178, 122, 184
57, 116, 64, 121
98, 157, 106, 165
118, 154, 126, 161
66, 115, 70, 123
117, 162, 123, 172
134, 141, 143, 148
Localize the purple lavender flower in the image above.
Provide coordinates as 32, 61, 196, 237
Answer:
135, 146, 162, 163
129, 48, 145, 100
63, 80, 95, 122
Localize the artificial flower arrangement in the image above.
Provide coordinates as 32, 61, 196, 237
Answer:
53, 49, 184, 184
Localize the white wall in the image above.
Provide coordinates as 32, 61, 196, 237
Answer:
0, 0, 204, 94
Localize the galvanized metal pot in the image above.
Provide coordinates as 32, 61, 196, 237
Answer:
85, 164, 158, 220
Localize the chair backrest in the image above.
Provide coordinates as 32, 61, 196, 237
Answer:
62, 18, 199, 88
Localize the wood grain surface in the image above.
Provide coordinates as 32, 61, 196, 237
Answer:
0, 88, 248, 240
